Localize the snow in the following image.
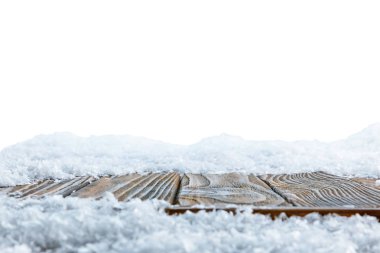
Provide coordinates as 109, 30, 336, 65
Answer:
0, 195, 379, 253
1, 124, 380, 186
1, 125, 380, 252
1, 245, 31, 253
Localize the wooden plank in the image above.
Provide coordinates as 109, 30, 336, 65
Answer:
260, 171, 380, 208
178, 173, 289, 207
32, 176, 95, 197
165, 207, 380, 220
8, 177, 94, 198
8, 179, 53, 197
351, 178, 380, 190
71, 172, 181, 204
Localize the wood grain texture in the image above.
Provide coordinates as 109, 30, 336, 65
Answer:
260, 171, 380, 208
72, 172, 181, 204
351, 178, 380, 190
8, 176, 94, 198
178, 173, 289, 207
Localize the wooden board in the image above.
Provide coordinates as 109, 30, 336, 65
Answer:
260, 171, 380, 208
178, 173, 289, 207
8, 176, 94, 198
71, 172, 181, 204
351, 178, 380, 190
165, 207, 380, 220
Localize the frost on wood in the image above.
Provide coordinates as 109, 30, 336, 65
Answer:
1, 124, 380, 186
0, 195, 380, 253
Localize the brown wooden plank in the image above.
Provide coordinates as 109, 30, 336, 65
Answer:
165, 206, 380, 220
72, 172, 181, 204
260, 171, 380, 208
7, 176, 94, 198
70, 175, 132, 198
177, 173, 289, 207
32, 176, 95, 197
8, 179, 53, 197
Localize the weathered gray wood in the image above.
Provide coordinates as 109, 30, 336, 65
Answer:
72, 172, 181, 204
8, 179, 53, 197
178, 173, 289, 207
4, 172, 380, 210
260, 171, 380, 208
351, 177, 380, 190
8, 177, 94, 198
35, 176, 95, 197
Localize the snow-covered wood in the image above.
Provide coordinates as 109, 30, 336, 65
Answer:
4, 172, 380, 209
8, 176, 94, 198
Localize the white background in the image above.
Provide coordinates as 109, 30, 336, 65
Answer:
0, 0, 379, 150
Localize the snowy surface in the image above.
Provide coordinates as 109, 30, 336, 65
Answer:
1, 124, 380, 186
0, 195, 379, 253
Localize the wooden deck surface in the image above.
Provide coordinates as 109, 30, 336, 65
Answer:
2, 172, 380, 219
260, 172, 380, 208
178, 173, 289, 207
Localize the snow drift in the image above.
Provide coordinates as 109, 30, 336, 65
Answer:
1, 124, 380, 186
0, 195, 380, 253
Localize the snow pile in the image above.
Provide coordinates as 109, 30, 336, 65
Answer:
1, 124, 380, 186
0, 195, 379, 253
